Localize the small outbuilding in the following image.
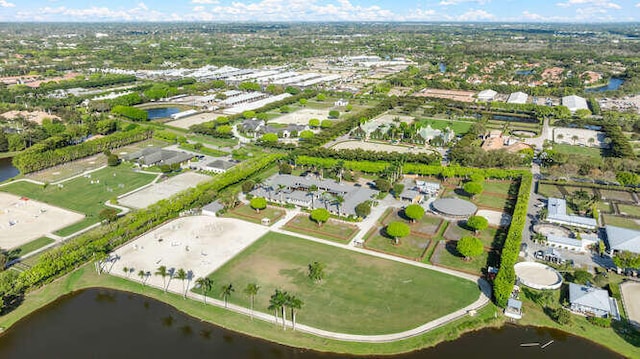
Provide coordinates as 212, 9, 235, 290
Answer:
202, 200, 224, 217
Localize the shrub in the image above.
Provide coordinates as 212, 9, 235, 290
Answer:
375, 178, 391, 192
457, 236, 484, 260
250, 197, 267, 212
386, 221, 410, 244
463, 181, 484, 198
587, 316, 611, 328
404, 204, 425, 223
310, 208, 330, 226
466, 215, 489, 233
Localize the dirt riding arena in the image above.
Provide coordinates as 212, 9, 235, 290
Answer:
620, 281, 640, 328
0, 192, 84, 248
165, 112, 224, 129
119, 172, 211, 209
111, 216, 269, 293
270, 108, 330, 125
332, 140, 435, 154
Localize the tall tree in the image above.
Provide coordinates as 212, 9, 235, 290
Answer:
287, 294, 304, 331
404, 204, 425, 223
175, 268, 188, 298
307, 261, 326, 283
243, 283, 260, 319
155, 265, 168, 292
195, 277, 213, 305
220, 283, 235, 308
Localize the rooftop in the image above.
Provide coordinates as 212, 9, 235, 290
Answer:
431, 197, 477, 217
547, 198, 597, 228
605, 225, 640, 254
569, 282, 613, 313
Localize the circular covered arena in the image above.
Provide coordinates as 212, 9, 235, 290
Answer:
515, 262, 563, 290
431, 197, 477, 218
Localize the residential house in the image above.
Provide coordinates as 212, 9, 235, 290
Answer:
124, 147, 193, 168
569, 283, 620, 319
201, 159, 236, 174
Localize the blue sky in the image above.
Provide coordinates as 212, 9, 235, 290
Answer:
0, 0, 639, 22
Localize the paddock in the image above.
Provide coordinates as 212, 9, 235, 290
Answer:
514, 262, 563, 290
620, 281, 640, 328
165, 112, 225, 129
118, 172, 211, 209
110, 216, 269, 294
331, 140, 435, 154
270, 108, 331, 125
0, 192, 84, 249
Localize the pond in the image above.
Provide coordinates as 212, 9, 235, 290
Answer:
585, 78, 625, 93
515, 70, 535, 76
145, 107, 182, 120
0, 289, 622, 359
438, 63, 446, 73
0, 157, 19, 182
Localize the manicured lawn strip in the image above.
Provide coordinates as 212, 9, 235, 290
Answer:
600, 190, 635, 202
552, 143, 603, 158
187, 134, 238, 148
54, 218, 99, 237
417, 118, 473, 134
602, 215, 640, 230
381, 209, 443, 236
283, 215, 357, 242
197, 232, 479, 335
617, 204, 640, 217
0, 165, 156, 229
473, 193, 512, 211
224, 205, 284, 225
8, 237, 54, 259
0, 264, 506, 356
431, 241, 488, 275
537, 183, 564, 198
443, 222, 500, 249
365, 230, 431, 260
481, 181, 512, 196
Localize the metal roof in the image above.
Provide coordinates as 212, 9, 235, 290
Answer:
431, 197, 477, 217
569, 282, 612, 313
605, 225, 640, 254
547, 198, 597, 228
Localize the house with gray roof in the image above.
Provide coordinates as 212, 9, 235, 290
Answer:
249, 174, 378, 217
202, 200, 224, 217
569, 283, 620, 319
240, 119, 265, 137
604, 225, 640, 255
546, 197, 597, 229
124, 147, 193, 168
202, 159, 236, 174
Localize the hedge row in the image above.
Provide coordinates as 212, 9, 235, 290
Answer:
13, 127, 154, 173
12, 153, 283, 297
493, 172, 532, 307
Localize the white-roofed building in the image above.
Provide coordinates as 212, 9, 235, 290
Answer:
569, 283, 620, 319
562, 95, 589, 113
507, 91, 528, 104
477, 89, 498, 102
546, 197, 597, 229
604, 225, 640, 255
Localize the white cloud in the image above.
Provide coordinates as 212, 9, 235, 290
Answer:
455, 9, 495, 21
191, 0, 219, 4
0, 0, 15, 8
521, 11, 545, 21
556, 0, 621, 9
636, 2, 640, 6
26, 2, 164, 21
439, 0, 490, 6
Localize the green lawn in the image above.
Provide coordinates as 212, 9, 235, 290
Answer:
7, 237, 55, 260
617, 204, 640, 217
224, 205, 285, 225
538, 183, 564, 198
417, 118, 473, 134
602, 215, 640, 230
552, 143, 603, 159
198, 232, 479, 335
186, 134, 238, 148
283, 215, 358, 242
380, 209, 443, 236
600, 190, 635, 202
473, 193, 513, 211
443, 222, 502, 249
482, 181, 513, 196
0, 165, 156, 233
431, 241, 489, 275
365, 230, 431, 260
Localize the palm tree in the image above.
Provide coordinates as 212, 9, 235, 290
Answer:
270, 289, 288, 330
175, 268, 188, 298
243, 283, 260, 319
571, 135, 579, 145
220, 283, 235, 308
123, 266, 129, 277
287, 294, 304, 331
308, 184, 318, 208
333, 195, 344, 216
137, 270, 146, 287
195, 277, 213, 305
155, 266, 168, 292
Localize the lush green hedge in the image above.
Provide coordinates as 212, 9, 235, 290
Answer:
493, 172, 532, 307
111, 105, 148, 122
10, 154, 282, 301
402, 164, 525, 180
12, 128, 153, 173
296, 155, 389, 174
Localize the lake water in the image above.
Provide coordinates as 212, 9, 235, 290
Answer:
0, 289, 622, 359
585, 78, 625, 93
146, 107, 181, 120
438, 63, 446, 73
0, 157, 19, 182
515, 70, 535, 75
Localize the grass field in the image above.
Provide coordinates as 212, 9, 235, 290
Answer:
431, 241, 489, 275
199, 232, 479, 335
224, 205, 285, 225
617, 204, 640, 217
283, 215, 358, 242
0, 165, 156, 234
552, 144, 603, 158
365, 230, 431, 259
600, 190, 635, 202
7, 237, 54, 260
186, 134, 238, 148
474, 193, 513, 211
482, 181, 513, 196
417, 118, 473, 134
443, 222, 502, 249
380, 209, 443, 236
602, 215, 640, 230
537, 183, 564, 198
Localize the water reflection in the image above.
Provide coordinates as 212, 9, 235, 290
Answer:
0, 289, 623, 359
